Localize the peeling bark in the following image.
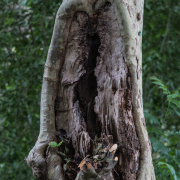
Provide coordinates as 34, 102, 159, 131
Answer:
26, 0, 156, 180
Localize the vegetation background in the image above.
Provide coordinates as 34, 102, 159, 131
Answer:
0, 0, 180, 179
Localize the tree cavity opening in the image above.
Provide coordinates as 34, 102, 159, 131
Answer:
74, 32, 101, 139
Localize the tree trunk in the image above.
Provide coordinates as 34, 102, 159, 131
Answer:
26, 0, 156, 180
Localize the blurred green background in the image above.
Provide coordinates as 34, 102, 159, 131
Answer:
0, 0, 180, 179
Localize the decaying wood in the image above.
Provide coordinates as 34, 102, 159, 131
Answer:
75, 143, 118, 180
26, 0, 156, 180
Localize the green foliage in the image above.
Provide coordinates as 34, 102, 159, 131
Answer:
157, 162, 177, 180
0, 0, 62, 179
150, 76, 180, 120
143, 1, 180, 178
145, 77, 180, 180
143, 0, 180, 115
49, 141, 63, 148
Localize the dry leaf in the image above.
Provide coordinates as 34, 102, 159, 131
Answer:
87, 163, 92, 170
78, 158, 86, 170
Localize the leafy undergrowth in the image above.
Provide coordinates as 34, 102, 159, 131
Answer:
145, 77, 180, 180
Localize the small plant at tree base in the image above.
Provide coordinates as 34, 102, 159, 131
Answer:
49, 140, 63, 148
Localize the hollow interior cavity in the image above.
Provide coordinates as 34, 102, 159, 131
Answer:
74, 33, 101, 139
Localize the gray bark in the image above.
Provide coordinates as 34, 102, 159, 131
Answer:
26, 0, 156, 180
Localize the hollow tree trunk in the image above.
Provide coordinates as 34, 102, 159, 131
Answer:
26, 0, 156, 180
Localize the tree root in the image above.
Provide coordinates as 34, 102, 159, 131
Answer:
26, 140, 64, 180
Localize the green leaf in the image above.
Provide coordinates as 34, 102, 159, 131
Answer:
150, 76, 161, 81
157, 142, 168, 155
174, 158, 180, 167
167, 94, 179, 101
174, 108, 180, 116
152, 81, 164, 87
166, 164, 177, 180
20, 0, 28, 5
58, 140, 63, 147
171, 100, 180, 107
49, 141, 63, 147
157, 162, 177, 180
49, 142, 58, 147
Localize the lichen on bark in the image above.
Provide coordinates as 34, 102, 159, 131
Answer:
26, 0, 156, 180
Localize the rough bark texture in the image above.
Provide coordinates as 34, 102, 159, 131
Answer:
26, 0, 156, 180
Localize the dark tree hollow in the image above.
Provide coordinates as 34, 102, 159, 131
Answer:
74, 32, 101, 139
